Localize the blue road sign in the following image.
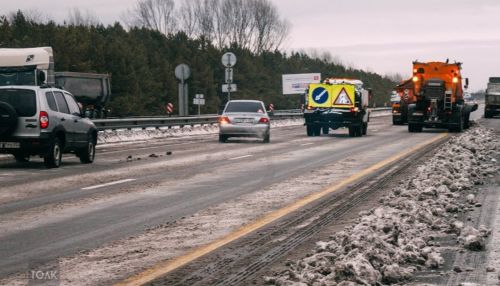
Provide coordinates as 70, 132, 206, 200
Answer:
311, 87, 329, 104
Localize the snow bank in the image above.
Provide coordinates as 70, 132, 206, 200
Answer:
97, 118, 304, 144
266, 127, 499, 285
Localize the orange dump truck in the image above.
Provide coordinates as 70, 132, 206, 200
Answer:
407, 61, 477, 132
392, 78, 415, 125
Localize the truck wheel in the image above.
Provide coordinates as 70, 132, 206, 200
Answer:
322, 126, 329, 135
219, 135, 228, 143
464, 114, 471, 129
357, 125, 363, 137
392, 118, 402, 125
408, 124, 415, 132
306, 125, 314, 136
484, 111, 492, 118
408, 124, 422, 133
78, 134, 96, 164
313, 125, 321, 136
362, 123, 367, 135
348, 126, 355, 137
44, 138, 63, 168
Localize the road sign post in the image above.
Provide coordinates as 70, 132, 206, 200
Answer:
193, 94, 205, 116
221, 52, 237, 102
175, 64, 190, 116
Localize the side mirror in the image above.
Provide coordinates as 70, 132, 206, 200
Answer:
37, 70, 46, 85
465, 78, 469, 89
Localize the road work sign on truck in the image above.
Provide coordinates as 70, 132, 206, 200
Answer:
308, 83, 355, 108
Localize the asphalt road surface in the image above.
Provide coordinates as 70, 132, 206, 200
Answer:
0, 109, 494, 284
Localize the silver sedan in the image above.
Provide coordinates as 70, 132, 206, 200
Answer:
218, 100, 271, 143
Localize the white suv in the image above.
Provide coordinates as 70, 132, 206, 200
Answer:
0, 86, 97, 168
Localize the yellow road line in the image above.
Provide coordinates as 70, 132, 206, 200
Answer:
117, 133, 448, 286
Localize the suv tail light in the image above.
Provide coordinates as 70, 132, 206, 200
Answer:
219, 116, 230, 124
259, 117, 269, 123
40, 111, 49, 129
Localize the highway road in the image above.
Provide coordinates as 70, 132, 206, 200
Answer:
0, 109, 494, 285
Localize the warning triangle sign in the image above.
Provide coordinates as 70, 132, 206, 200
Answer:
334, 87, 353, 105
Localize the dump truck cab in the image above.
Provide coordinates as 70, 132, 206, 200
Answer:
0, 47, 55, 87
304, 78, 370, 137
407, 61, 477, 132
392, 78, 415, 125
485, 77, 500, 118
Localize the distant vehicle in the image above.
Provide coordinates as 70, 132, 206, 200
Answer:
0, 86, 98, 168
0, 47, 111, 118
407, 60, 477, 132
304, 78, 370, 137
485, 77, 500, 118
391, 78, 415, 125
218, 100, 271, 143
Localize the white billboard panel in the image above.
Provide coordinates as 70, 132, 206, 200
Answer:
282, 73, 321, 95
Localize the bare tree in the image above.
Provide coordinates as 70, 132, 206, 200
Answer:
226, 0, 254, 49
67, 8, 100, 26
127, 0, 178, 35
123, 0, 290, 53
179, 0, 199, 37
250, 0, 289, 53
193, 0, 216, 41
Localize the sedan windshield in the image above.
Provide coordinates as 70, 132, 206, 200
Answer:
225, 102, 264, 113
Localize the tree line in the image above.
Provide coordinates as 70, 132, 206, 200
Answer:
124, 0, 290, 54
0, 8, 396, 117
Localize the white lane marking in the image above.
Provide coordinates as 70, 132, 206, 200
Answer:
81, 179, 136, 190
301, 143, 314, 146
229, 155, 253, 161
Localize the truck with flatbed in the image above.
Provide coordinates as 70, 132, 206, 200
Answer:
485, 77, 500, 118
0, 47, 111, 118
304, 78, 370, 137
407, 60, 477, 132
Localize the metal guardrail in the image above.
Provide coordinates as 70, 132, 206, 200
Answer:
93, 108, 391, 131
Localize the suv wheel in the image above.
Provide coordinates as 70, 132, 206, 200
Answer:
44, 138, 63, 168
79, 134, 96, 164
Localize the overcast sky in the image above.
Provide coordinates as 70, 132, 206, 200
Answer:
3, 0, 500, 91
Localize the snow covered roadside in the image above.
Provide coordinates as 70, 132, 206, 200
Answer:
97, 118, 304, 145
266, 126, 499, 285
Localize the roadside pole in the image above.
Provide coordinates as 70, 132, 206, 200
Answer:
222, 52, 237, 102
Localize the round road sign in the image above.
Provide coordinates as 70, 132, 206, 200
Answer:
175, 64, 191, 80
311, 87, 329, 104
221, 52, 237, 67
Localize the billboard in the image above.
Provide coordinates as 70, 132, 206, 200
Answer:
282, 73, 321, 95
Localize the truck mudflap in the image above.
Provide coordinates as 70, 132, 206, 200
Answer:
304, 108, 366, 137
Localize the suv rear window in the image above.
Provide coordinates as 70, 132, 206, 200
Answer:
0, 89, 36, 117
225, 102, 265, 113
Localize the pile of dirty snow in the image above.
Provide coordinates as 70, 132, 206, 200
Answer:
266, 126, 499, 285
98, 118, 304, 144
